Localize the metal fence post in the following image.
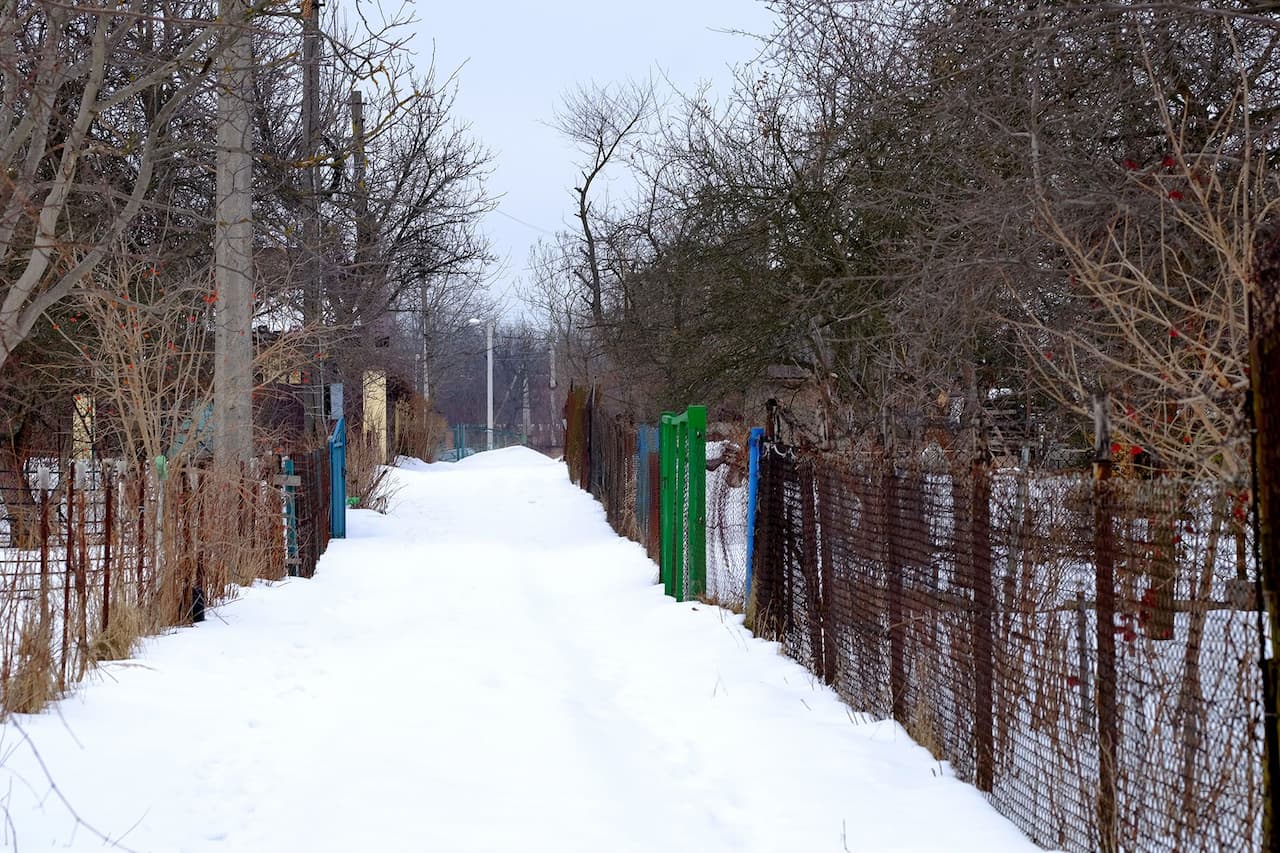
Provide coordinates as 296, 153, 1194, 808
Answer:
971, 460, 995, 793
283, 456, 299, 577
745, 427, 764, 600
102, 465, 114, 634
60, 460, 74, 689
799, 459, 826, 681
1253, 226, 1280, 853
38, 466, 50, 637
1093, 394, 1119, 853
647, 437, 661, 563
329, 417, 347, 538
673, 417, 687, 602
686, 405, 707, 600
882, 452, 907, 725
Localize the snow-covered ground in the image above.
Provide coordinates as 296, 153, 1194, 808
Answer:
0, 447, 1042, 852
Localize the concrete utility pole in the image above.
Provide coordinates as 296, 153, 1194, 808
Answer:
522, 374, 531, 442
420, 276, 431, 400
213, 0, 255, 464
301, 0, 324, 440
486, 321, 494, 450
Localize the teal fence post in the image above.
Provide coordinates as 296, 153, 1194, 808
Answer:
329, 418, 347, 538
284, 456, 299, 577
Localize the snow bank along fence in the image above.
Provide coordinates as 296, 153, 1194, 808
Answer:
565, 386, 1272, 851
0, 450, 335, 713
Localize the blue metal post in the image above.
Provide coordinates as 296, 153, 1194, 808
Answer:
745, 427, 764, 599
636, 426, 649, 537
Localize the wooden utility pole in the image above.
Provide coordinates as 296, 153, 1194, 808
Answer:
350, 88, 375, 331
350, 89, 369, 266
301, 0, 324, 440
213, 0, 255, 464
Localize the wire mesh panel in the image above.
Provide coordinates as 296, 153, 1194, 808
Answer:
706, 440, 749, 610
752, 441, 1264, 852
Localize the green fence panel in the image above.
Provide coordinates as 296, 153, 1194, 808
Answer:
659, 405, 706, 602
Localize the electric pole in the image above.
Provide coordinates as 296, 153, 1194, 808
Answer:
301, 0, 324, 439
213, 0, 255, 464
486, 321, 494, 451
522, 373, 531, 442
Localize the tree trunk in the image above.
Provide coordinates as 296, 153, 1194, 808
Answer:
0, 433, 40, 548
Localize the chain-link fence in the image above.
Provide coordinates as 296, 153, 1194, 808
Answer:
557, 379, 1276, 849
565, 388, 752, 607
440, 424, 530, 461
751, 446, 1261, 852
706, 438, 750, 610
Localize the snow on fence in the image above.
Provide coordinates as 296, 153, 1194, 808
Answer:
0, 449, 332, 714
565, 387, 1265, 852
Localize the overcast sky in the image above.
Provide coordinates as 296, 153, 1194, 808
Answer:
400, 1, 778, 315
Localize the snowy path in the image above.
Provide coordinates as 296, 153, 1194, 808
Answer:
0, 448, 1041, 852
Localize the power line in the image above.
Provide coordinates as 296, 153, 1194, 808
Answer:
493, 208, 557, 236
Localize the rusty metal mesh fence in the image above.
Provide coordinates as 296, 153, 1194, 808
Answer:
293, 447, 331, 579
752, 445, 1263, 852
0, 455, 305, 713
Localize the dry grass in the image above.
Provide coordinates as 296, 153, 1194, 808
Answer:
393, 395, 448, 463
347, 431, 400, 513
4, 615, 57, 715
88, 598, 144, 663
698, 592, 745, 615
905, 676, 944, 761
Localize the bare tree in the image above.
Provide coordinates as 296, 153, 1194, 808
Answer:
0, 0, 231, 371
549, 82, 653, 374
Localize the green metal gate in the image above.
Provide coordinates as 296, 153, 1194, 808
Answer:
659, 406, 706, 603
